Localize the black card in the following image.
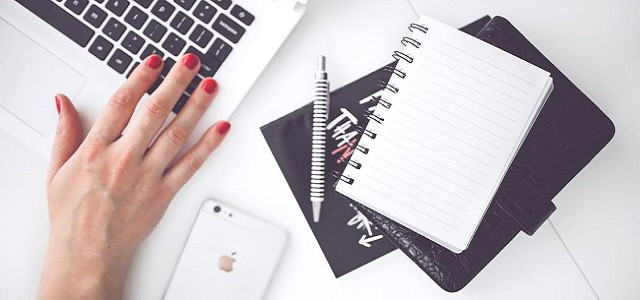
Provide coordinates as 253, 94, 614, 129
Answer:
260, 16, 493, 277
261, 66, 396, 277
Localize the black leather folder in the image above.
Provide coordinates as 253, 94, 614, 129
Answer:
353, 16, 615, 292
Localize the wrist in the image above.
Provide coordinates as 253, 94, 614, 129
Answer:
38, 239, 132, 300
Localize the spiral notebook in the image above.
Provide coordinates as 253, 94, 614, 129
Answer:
335, 16, 554, 253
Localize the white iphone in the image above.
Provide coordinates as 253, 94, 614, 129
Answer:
163, 199, 287, 300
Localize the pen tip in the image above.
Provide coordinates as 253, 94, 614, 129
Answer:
312, 201, 322, 223
317, 55, 326, 71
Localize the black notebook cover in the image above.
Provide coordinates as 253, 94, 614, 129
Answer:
352, 16, 615, 292
260, 17, 493, 277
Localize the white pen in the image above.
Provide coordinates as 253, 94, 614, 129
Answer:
311, 56, 329, 223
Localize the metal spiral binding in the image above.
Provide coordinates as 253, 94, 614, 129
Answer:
401, 36, 421, 48
364, 112, 384, 125
377, 80, 400, 94
383, 65, 406, 78
348, 159, 362, 169
340, 23, 429, 185
355, 125, 377, 139
377, 98, 392, 109
409, 23, 428, 33
332, 170, 354, 185
356, 144, 369, 154
392, 50, 414, 63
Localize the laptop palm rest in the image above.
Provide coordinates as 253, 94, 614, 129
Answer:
0, 19, 85, 137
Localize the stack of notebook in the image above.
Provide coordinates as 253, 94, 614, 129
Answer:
261, 15, 614, 291
336, 16, 554, 254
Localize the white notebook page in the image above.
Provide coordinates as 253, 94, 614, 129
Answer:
336, 16, 552, 253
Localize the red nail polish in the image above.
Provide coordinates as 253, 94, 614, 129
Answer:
202, 78, 218, 94
217, 121, 231, 135
55, 96, 61, 115
183, 54, 199, 70
147, 55, 162, 69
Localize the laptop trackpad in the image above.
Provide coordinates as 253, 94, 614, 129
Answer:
0, 19, 86, 137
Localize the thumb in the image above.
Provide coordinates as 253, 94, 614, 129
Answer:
48, 94, 83, 183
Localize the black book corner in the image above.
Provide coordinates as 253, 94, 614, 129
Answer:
260, 16, 492, 278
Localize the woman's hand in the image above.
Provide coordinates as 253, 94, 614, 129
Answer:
38, 53, 230, 299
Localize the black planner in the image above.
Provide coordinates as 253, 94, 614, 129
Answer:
351, 16, 615, 292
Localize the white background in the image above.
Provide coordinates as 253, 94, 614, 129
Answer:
1, 0, 638, 299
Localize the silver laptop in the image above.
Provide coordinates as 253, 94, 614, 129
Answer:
0, 0, 306, 159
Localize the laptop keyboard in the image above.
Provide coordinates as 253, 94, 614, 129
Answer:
16, 0, 253, 113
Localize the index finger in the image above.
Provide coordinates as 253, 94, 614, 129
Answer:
87, 54, 163, 143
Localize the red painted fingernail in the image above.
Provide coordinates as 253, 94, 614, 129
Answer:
55, 96, 61, 115
202, 78, 218, 94
217, 121, 231, 135
147, 55, 162, 69
183, 53, 199, 70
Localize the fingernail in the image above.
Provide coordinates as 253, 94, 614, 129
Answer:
217, 121, 231, 135
202, 78, 218, 94
183, 53, 199, 70
55, 96, 61, 115
147, 55, 162, 70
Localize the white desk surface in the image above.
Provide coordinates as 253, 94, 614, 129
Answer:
1, 0, 638, 299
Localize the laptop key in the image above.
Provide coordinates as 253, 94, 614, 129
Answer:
162, 57, 176, 76
172, 92, 190, 114
151, 0, 176, 22
143, 19, 167, 43
140, 44, 164, 60
64, 0, 89, 16
207, 38, 232, 62
83, 5, 108, 28
212, 14, 244, 43
16, 0, 95, 47
199, 56, 222, 77
189, 25, 213, 48
193, 1, 217, 23
174, 0, 196, 11
89, 36, 114, 60
103, 18, 126, 41
124, 6, 149, 30
105, 0, 130, 17
186, 75, 203, 94
230, 5, 254, 26
147, 76, 164, 94
126, 62, 140, 78
170, 11, 194, 35
134, 0, 153, 8
210, 0, 231, 10
162, 33, 186, 56
186, 46, 221, 77
108, 49, 133, 74
121, 31, 145, 54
